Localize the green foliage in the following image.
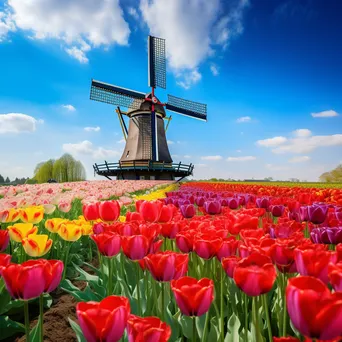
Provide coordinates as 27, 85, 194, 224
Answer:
319, 164, 342, 183
34, 153, 86, 183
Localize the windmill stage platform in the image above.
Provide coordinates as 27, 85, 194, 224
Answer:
93, 160, 194, 180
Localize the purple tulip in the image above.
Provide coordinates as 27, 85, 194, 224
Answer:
308, 205, 329, 225
180, 204, 196, 218
299, 206, 309, 222
204, 201, 222, 215
311, 227, 342, 245
270, 205, 285, 217
195, 196, 205, 207
256, 197, 269, 210
227, 198, 239, 210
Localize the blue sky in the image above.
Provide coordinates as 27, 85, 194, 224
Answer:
0, 0, 341, 181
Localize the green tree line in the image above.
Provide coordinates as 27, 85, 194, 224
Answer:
319, 164, 342, 183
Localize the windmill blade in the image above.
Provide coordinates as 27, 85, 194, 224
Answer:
90, 80, 145, 110
148, 36, 166, 89
165, 94, 207, 121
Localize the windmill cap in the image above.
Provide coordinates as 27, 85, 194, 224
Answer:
128, 94, 166, 117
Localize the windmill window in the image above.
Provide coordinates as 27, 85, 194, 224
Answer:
126, 151, 130, 158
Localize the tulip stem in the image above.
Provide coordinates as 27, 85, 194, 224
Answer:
39, 294, 44, 342
62, 243, 72, 281
252, 297, 261, 342
136, 262, 141, 315
192, 316, 197, 342
282, 273, 287, 337
161, 282, 165, 321
202, 312, 209, 342
220, 266, 224, 342
107, 257, 113, 295
244, 293, 248, 342
24, 300, 30, 342
262, 294, 273, 342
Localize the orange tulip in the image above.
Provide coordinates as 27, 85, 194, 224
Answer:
22, 234, 53, 257
58, 223, 82, 241
20, 206, 44, 224
7, 223, 38, 243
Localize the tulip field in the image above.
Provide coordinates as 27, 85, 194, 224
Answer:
0, 180, 342, 342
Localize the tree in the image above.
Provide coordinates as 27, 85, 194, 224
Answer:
319, 164, 342, 183
5, 177, 10, 183
34, 154, 86, 183
0, 174, 4, 183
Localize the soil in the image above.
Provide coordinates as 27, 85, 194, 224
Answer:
15, 281, 87, 342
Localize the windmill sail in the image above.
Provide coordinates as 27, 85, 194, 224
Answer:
148, 36, 166, 89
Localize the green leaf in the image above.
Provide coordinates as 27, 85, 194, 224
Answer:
29, 320, 41, 342
208, 316, 220, 342
68, 318, 87, 342
178, 315, 194, 339
225, 313, 241, 342
60, 279, 99, 302
0, 316, 25, 340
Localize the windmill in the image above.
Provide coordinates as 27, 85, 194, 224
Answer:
90, 36, 207, 180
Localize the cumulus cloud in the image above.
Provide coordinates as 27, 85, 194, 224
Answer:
0, 9, 16, 41
311, 110, 339, 118
176, 69, 202, 89
84, 126, 100, 132
140, 0, 248, 87
0, 113, 43, 133
128, 7, 139, 20
289, 156, 310, 163
201, 155, 223, 161
227, 156, 256, 162
210, 63, 219, 76
293, 129, 312, 137
256, 136, 287, 147
236, 116, 251, 123
3, 0, 130, 63
62, 104, 76, 112
62, 140, 121, 159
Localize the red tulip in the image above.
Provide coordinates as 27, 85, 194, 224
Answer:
328, 262, 342, 291
140, 200, 163, 222
171, 276, 214, 316
91, 232, 121, 257
273, 338, 300, 342
127, 315, 171, 342
233, 252, 277, 296
229, 214, 259, 235
126, 211, 143, 222
0, 230, 10, 252
270, 205, 285, 217
2, 260, 45, 299
193, 234, 222, 259
158, 205, 175, 223
216, 237, 239, 261
76, 295, 130, 342
82, 202, 100, 221
121, 235, 152, 260
222, 256, 241, 278
176, 231, 195, 253
294, 247, 337, 284
161, 221, 186, 239
0, 253, 11, 276
144, 251, 189, 281
41, 259, 64, 293
98, 200, 120, 222
286, 276, 342, 340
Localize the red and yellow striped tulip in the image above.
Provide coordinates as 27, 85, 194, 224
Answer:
58, 223, 82, 241
45, 218, 66, 233
0, 210, 9, 223
22, 234, 53, 257
6, 209, 21, 223
7, 223, 38, 243
20, 206, 44, 224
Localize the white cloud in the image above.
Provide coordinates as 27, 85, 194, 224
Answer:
0, 9, 16, 41
256, 136, 287, 147
266, 163, 289, 171
84, 126, 100, 132
117, 138, 125, 144
236, 116, 251, 123
201, 155, 223, 161
4, 0, 130, 63
176, 69, 202, 89
289, 156, 310, 163
196, 163, 208, 167
167, 140, 175, 145
128, 7, 139, 20
227, 156, 256, 162
272, 134, 342, 154
311, 110, 339, 118
293, 129, 312, 137
0, 113, 43, 133
62, 104, 76, 112
62, 140, 121, 160
140, 0, 248, 87
210, 63, 219, 76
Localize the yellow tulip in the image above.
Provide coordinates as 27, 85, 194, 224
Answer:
80, 224, 93, 235
22, 234, 52, 257
20, 206, 44, 224
119, 215, 126, 222
6, 208, 21, 223
45, 218, 66, 233
58, 223, 82, 241
7, 223, 38, 243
